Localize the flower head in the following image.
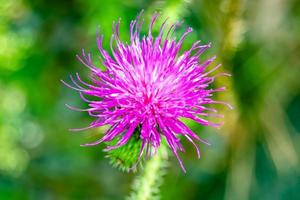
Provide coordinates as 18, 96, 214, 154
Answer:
63, 11, 231, 172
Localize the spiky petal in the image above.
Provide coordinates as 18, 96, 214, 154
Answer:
63, 11, 231, 172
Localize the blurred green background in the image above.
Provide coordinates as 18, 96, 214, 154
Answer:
1, 0, 300, 199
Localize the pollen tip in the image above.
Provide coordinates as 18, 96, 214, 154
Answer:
60, 79, 71, 88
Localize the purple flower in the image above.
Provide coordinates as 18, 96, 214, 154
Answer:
63, 12, 231, 172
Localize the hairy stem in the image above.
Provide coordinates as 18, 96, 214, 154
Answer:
127, 144, 168, 200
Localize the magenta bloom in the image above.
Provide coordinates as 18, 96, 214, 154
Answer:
63, 12, 230, 172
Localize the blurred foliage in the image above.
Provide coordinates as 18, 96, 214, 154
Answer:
0, 0, 300, 199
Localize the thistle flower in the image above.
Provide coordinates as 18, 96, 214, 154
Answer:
63, 11, 231, 172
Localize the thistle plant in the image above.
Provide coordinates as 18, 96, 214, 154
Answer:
63, 10, 230, 198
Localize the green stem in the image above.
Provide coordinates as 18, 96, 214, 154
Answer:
127, 144, 168, 200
